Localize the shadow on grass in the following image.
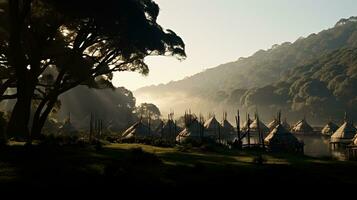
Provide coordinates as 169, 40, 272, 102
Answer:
1, 144, 357, 191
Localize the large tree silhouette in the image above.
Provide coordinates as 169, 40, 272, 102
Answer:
0, 0, 185, 141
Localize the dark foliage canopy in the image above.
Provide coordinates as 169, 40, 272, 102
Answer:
0, 0, 185, 138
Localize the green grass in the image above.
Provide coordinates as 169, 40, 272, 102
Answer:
105, 143, 338, 166
0, 142, 357, 191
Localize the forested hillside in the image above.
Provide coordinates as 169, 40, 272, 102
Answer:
136, 17, 357, 124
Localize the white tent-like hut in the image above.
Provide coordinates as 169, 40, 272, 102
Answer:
264, 123, 303, 153
321, 121, 339, 136
204, 116, 223, 140
121, 120, 155, 139
221, 121, 235, 140
156, 119, 179, 141
331, 116, 357, 144
220, 112, 235, 141
241, 116, 253, 132
176, 119, 203, 143
291, 118, 314, 134
249, 116, 269, 136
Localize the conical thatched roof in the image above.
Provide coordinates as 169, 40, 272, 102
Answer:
176, 119, 202, 143
268, 119, 279, 130
221, 119, 235, 140
331, 121, 357, 143
321, 121, 339, 136
204, 116, 222, 129
264, 124, 302, 152
157, 119, 178, 140
161, 119, 176, 132
241, 118, 253, 131
204, 116, 223, 138
222, 119, 234, 132
249, 118, 269, 133
291, 119, 314, 134
220, 112, 235, 141
121, 121, 153, 139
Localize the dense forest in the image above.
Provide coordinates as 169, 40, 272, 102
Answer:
136, 17, 357, 124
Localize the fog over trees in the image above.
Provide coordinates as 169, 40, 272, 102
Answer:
136, 17, 357, 125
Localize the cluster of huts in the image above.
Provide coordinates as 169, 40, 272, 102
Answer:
119, 110, 329, 153
58, 109, 357, 155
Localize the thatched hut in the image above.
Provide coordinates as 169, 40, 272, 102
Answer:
346, 135, 357, 160
249, 116, 269, 136
330, 119, 356, 145
220, 112, 235, 141
321, 121, 339, 136
264, 124, 303, 153
121, 121, 154, 139
156, 119, 179, 141
291, 118, 314, 134
176, 119, 203, 143
204, 116, 223, 140
221, 121, 235, 142
241, 113, 269, 145
241, 117, 253, 131
222, 119, 234, 134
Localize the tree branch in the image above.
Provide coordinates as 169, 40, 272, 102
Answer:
0, 77, 16, 97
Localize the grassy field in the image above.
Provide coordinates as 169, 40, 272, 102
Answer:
0, 142, 356, 191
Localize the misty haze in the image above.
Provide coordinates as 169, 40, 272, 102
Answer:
1, 0, 357, 192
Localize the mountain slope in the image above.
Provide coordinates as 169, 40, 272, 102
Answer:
135, 17, 357, 123
240, 48, 357, 122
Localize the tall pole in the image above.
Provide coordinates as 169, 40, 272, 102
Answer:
257, 114, 265, 149
247, 113, 251, 148
235, 110, 241, 142
256, 113, 261, 146
218, 123, 221, 144
148, 111, 151, 136
100, 119, 103, 137
89, 113, 93, 142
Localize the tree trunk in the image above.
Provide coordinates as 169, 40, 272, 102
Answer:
31, 96, 57, 139
6, 82, 35, 140
6, 0, 34, 142
0, 78, 15, 100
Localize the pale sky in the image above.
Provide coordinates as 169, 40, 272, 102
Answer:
113, 0, 357, 91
